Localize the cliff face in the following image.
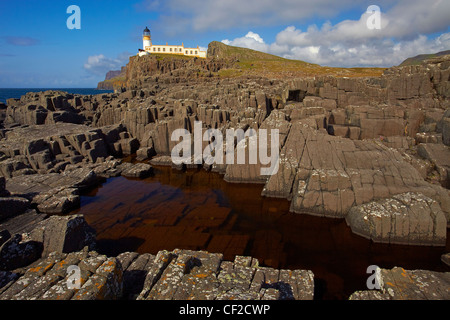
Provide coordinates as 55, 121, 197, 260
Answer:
97, 66, 127, 90
399, 50, 450, 66
104, 69, 123, 81
3, 45, 450, 248
2, 43, 450, 301
125, 54, 235, 89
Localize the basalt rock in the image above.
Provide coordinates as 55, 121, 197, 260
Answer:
0, 197, 30, 222
349, 267, 450, 300
0, 177, 10, 197
121, 163, 153, 179
0, 248, 315, 300
0, 51, 449, 251
29, 215, 96, 257
135, 249, 314, 300
345, 192, 447, 246
0, 234, 42, 271
0, 250, 123, 300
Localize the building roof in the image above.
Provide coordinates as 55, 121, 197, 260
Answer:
144, 27, 150, 33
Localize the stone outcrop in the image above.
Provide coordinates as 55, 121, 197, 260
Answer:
5, 167, 98, 214
1, 55, 449, 246
0, 233, 42, 271
121, 163, 153, 179
0, 247, 314, 300
345, 192, 447, 246
97, 66, 127, 91
0, 47, 449, 300
0, 249, 123, 300
350, 266, 450, 300
29, 215, 96, 257
0, 197, 30, 222
134, 249, 314, 300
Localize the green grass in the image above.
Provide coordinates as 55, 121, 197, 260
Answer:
151, 53, 200, 61
208, 41, 386, 79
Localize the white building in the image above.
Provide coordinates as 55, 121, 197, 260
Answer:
138, 27, 207, 58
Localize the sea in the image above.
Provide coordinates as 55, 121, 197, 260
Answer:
0, 88, 113, 104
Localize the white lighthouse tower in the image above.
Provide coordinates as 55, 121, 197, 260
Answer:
137, 26, 207, 58
143, 27, 152, 50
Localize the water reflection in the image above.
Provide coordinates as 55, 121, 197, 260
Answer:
73, 166, 449, 299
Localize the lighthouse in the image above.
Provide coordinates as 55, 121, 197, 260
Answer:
143, 26, 152, 50
137, 26, 207, 58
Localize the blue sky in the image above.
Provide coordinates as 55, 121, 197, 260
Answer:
0, 0, 448, 88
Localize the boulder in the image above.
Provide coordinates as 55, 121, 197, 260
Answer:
0, 229, 11, 247
121, 163, 153, 179
441, 117, 450, 146
29, 215, 96, 257
345, 192, 447, 246
136, 147, 156, 161
0, 234, 42, 271
441, 253, 450, 267
0, 250, 123, 300
349, 267, 450, 300
34, 187, 80, 214
417, 143, 450, 187
120, 138, 140, 156
137, 249, 314, 300
0, 177, 9, 197
0, 197, 30, 222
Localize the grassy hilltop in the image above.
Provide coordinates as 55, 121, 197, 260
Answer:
98, 41, 388, 90
399, 50, 450, 66
207, 41, 386, 78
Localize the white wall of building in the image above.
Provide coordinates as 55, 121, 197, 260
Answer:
144, 44, 206, 58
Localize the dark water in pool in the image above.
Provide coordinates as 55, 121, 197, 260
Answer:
73, 166, 450, 300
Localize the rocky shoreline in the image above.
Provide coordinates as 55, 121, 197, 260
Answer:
1, 47, 450, 299
0, 215, 448, 300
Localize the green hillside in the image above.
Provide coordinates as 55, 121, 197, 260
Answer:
207, 41, 385, 78
399, 50, 450, 66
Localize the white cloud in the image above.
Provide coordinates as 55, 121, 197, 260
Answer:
223, 27, 450, 67
140, 0, 449, 38
222, 32, 269, 53
220, 1, 450, 67
140, 0, 378, 32
140, 0, 449, 67
83, 52, 131, 76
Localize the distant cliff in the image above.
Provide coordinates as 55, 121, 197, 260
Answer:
97, 66, 127, 91
399, 50, 450, 66
125, 53, 235, 89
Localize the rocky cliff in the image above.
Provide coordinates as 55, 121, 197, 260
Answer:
0, 44, 449, 300
399, 50, 450, 66
97, 66, 127, 91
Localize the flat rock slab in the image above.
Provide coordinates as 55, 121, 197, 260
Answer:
0, 123, 94, 152
136, 249, 315, 301
349, 267, 450, 300
29, 214, 96, 257
5, 167, 99, 214
417, 143, 450, 186
0, 209, 47, 236
121, 163, 153, 179
0, 250, 123, 300
0, 248, 314, 300
0, 197, 30, 222
345, 192, 447, 246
